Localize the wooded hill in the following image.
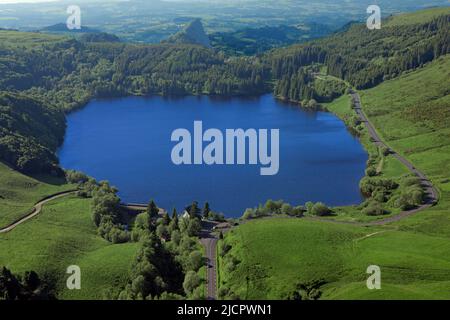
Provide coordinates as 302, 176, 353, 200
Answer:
269, 8, 450, 101
0, 32, 267, 173
0, 7, 449, 174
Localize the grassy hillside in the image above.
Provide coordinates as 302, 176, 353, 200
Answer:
385, 6, 450, 26
219, 55, 450, 300
0, 30, 65, 48
0, 162, 73, 227
219, 218, 450, 299
0, 7, 449, 301
360, 55, 450, 238
0, 194, 139, 299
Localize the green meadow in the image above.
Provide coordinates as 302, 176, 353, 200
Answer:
0, 6, 449, 301
219, 219, 368, 299
0, 162, 74, 228
219, 218, 450, 299
384, 7, 450, 27
218, 55, 450, 299
0, 195, 139, 299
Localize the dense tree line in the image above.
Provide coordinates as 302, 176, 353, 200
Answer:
67, 171, 131, 243
0, 33, 267, 174
0, 92, 65, 174
118, 200, 207, 300
270, 14, 450, 97
0, 13, 448, 175
67, 168, 208, 299
0, 267, 54, 300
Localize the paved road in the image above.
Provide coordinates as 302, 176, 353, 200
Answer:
192, 91, 442, 299
1, 91, 438, 298
346, 92, 438, 226
200, 221, 219, 300
202, 237, 218, 300
0, 190, 77, 234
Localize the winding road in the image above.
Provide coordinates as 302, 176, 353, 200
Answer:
0, 91, 439, 299
0, 190, 77, 234
201, 91, 440, 299
350, 91, 439, 226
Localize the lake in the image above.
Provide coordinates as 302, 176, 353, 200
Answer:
58, 94, 367, 218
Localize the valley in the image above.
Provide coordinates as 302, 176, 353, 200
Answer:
0, 5, 449, 301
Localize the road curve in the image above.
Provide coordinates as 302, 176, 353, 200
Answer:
1, 91, 437, 300
198, 92, 441, 300
318, 92, 439, 226
0, 190, 78, 234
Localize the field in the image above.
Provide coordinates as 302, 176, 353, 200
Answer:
0, 162, 74, 228
0, 194, 139, 299
0, 5, 449, 301
385, 6, 450, 26
219, 218, 450, 299
359, 55, 450, 242
219, 55, 450, 299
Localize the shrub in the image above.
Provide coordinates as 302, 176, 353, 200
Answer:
292, 206, 305, 217
156, 224, 170, 240
305, 201, 314, 214
352, 115, 361, 126
362, 203, 386, 216
311, 202, 331, 216
264, 199, 284, 214
187, 251, 204, 272
372, 189, 387, 203
242, 208, 256, 219
220, 243, 232, 257
394, 189, 424, 210
360, 177, 399, 197
380, 146, 391, 156
365, 167, 378, 177
280, 203, 294, 215
186, 218, 202, 237
402, 176, 421, 188
65, 170, 89, 184
183, 271, 201, 296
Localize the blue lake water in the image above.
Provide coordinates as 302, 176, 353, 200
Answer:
58, 94, 367, 218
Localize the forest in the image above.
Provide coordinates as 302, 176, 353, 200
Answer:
0, 12, 449, 176
1, 7, 450, 301
270, 14, 450, 101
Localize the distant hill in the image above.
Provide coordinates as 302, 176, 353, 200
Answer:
210, 23, 334, 56
165, 19, 211, 48
40, 23, 100, 34
79, 32, 121, 43
385, 6, 450, 26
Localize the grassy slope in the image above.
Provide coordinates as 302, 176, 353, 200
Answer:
0, 30, 65, 48
385, 6, 450, 27
0, 162, 74, 227
219, 55, 450, 299
220, 219, 450, 299
0, 195, 139, 299
360, 55, 450, 239
322, 94, 409, 222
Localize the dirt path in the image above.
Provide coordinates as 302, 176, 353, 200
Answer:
0, 190, 77, 234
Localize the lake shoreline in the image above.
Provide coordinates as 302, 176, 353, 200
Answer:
59, 94, 368, 218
